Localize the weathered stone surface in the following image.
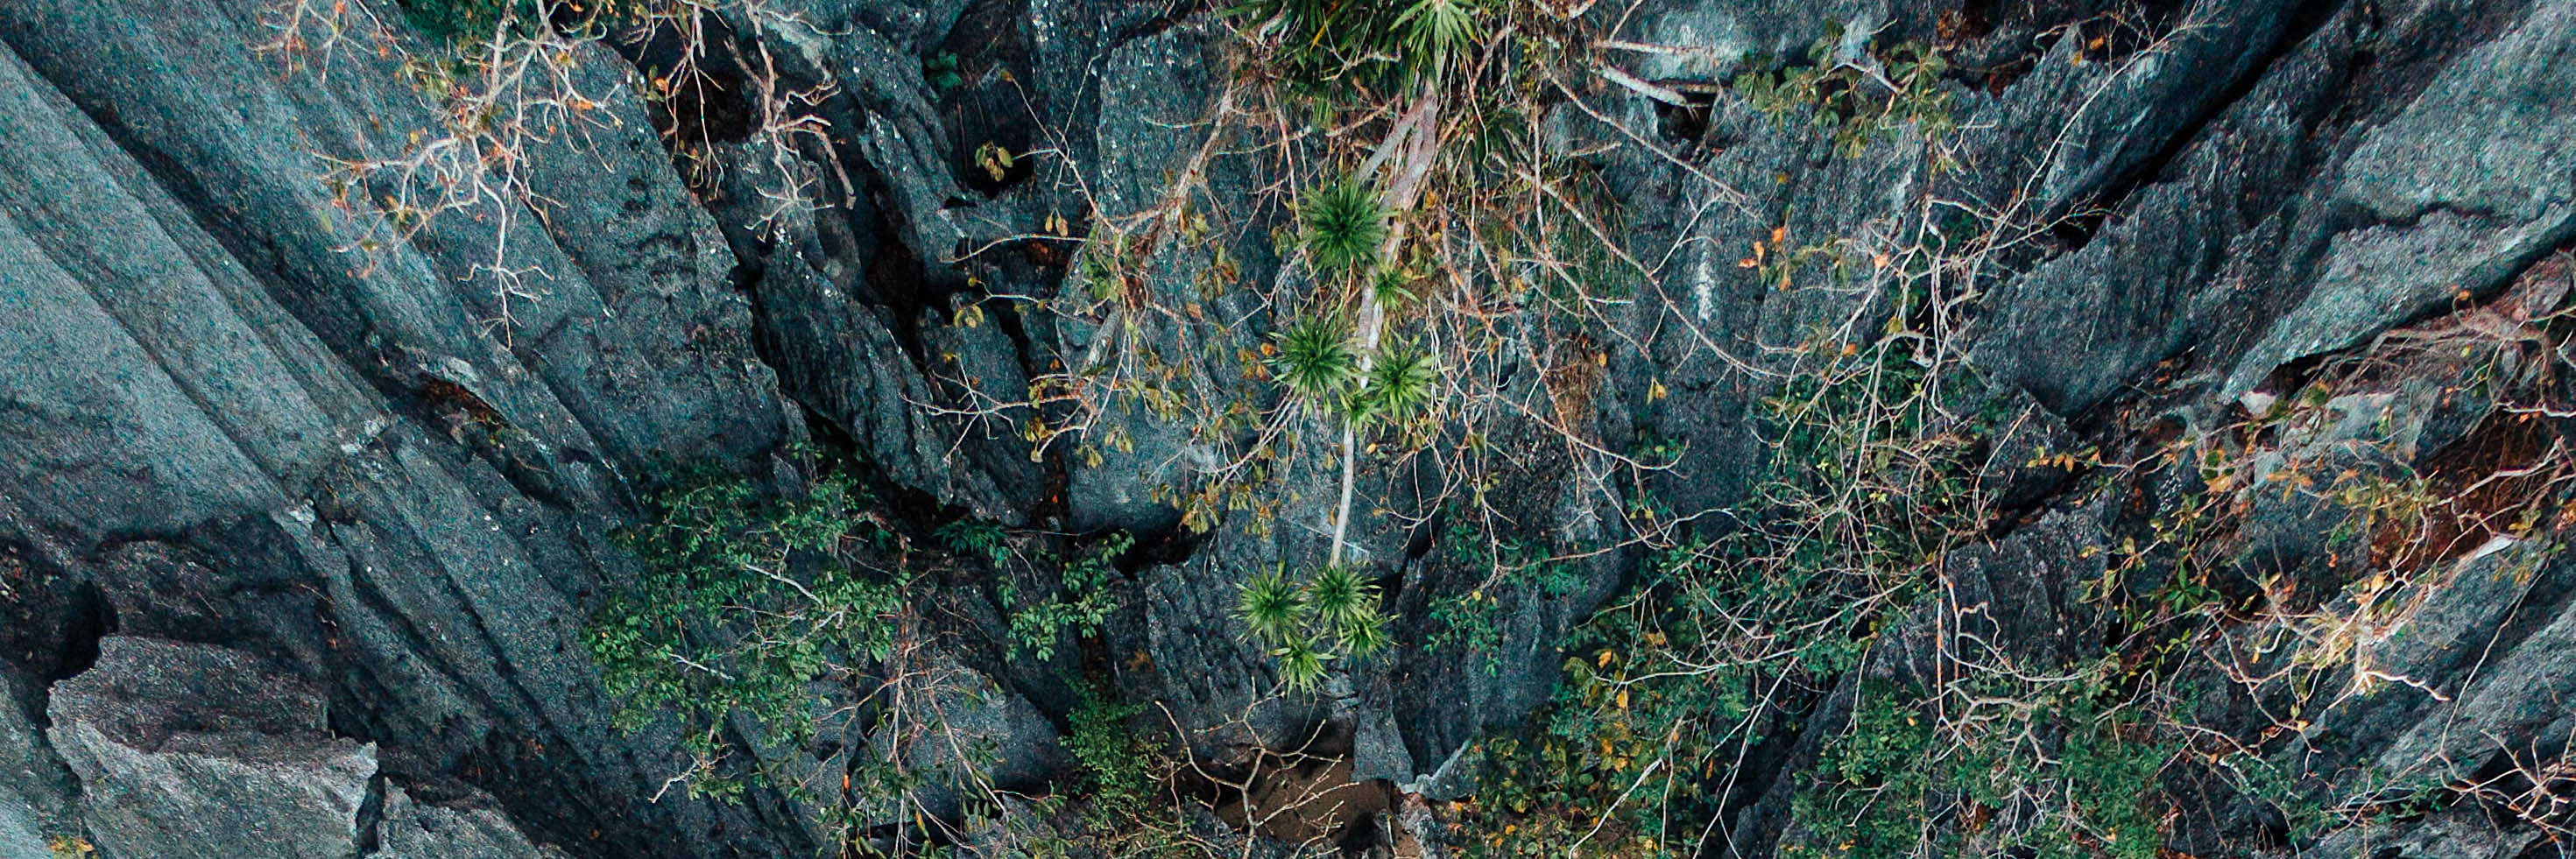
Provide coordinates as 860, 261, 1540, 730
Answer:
2, 0, 2575, 855
369, 784, 574, 859
870, 659, 1064, 824
46, 637, 374, 859
0, 671, 77, 859
2226, 0, 2576, 396
0, 3, 801, 855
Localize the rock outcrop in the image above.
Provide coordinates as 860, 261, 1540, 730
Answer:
0, 0, 2571, 855
40, 637, 568, 859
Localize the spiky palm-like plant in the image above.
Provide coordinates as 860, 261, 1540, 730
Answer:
1300, 179, 1388, 277
1335, 606, 1391, 658
1274, 635, 1333, 692
1267, 312, 1361, 404
1392, 0, 1480, 81
1236, 568, 1307, 644
1307, 565, 1379, 634
1371, 267, 1417, 309
1361, 343, 1439, 423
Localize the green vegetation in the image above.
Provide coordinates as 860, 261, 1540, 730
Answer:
1733, 28, 1958, 156
1235, 567, 1308, 644
1065, 683, 1160, 815
1427, 518, 1587, 676
590, 460, 1200, 855
1356, 341, 1439, 425
1235, 565, 1392, 692
396, 0, 646, 46
1442, 325, 2193, 857
588, 467, 909, 801
1786, 688, 2175, 859
304, 0, 2576, 851
398, 0, 529, 45
1299, 178, 1391, 277
999, 532, 1131, 662
1391, 0, 1481, 81
1016, 684, 1222, 859
922, 51, 966, 92
1234, 0, 1488, 101
1266, 311, 1363, 405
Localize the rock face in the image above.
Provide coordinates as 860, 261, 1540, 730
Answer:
46, 637, 375, 859
370, 785, 573, 859
38, 637, 574, 859
0, 0, 2571, 855
0, 671, 77, 859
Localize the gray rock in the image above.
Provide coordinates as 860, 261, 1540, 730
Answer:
2227, 0, 2576, 395
0, 672, 78, 859
368, 784, 573, 859
0, 2, 803, 854
1873, 509, 2112, 690
867, 659, 1063, 825
4, 0, 2576, 855
46, 637, 374, 859
2312, 804, 2539, 859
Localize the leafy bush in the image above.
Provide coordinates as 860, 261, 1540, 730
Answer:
1067, 682, 1159, 813
1731, 30, 1956, 157
936, 518, 1010, 567
588, 468, 909, 799
922, 51, 965, 92
1426, 519, 1585, 676
1002, 532, 1131, 661
1444, 325, 2014, 856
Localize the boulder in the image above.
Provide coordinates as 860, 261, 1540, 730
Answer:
45, 637, 373, 859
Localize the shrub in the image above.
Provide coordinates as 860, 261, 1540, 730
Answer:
587, 468, 909, 799
1003, 532, 1131, 661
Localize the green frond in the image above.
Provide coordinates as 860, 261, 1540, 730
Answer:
1362, 343, 1440, 423
1371, 268, 1418, 308
1392, 0, 1480, 81
1274, 636, 1334, 692
1236, 568, 1308, 644
1301, 178, 1388, 276
1267, 312, 1362, 402
1307, 565, 1379, 630
1334, 606, 1391, 658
